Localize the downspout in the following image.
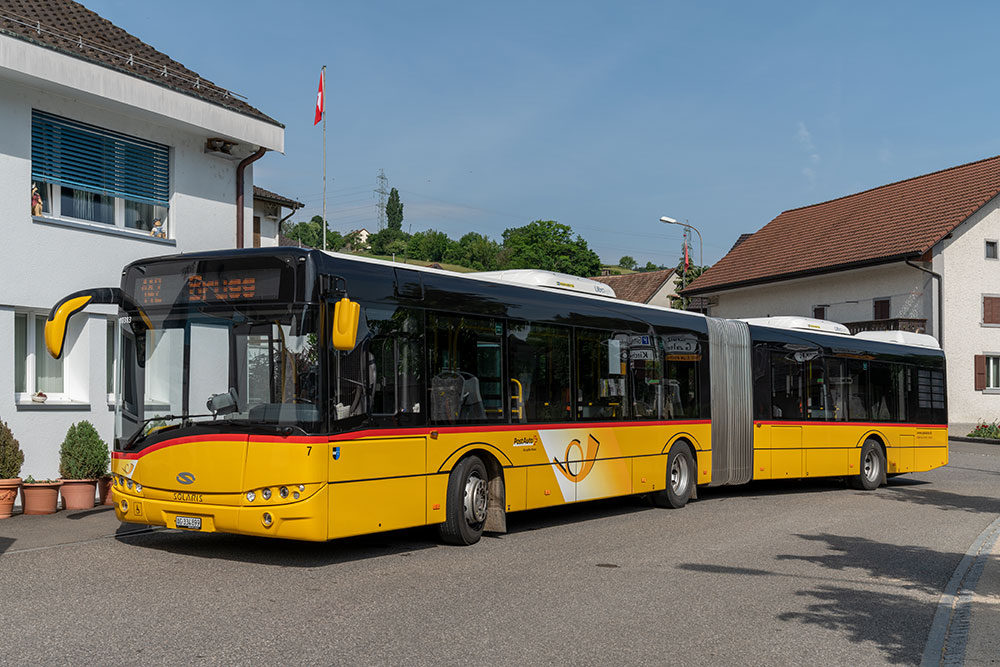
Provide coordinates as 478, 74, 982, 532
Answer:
277, 206, 299, 240
235, 147, 267, 248
906, 258, 943, 346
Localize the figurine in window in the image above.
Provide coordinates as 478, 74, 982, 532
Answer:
31, 183, 43, 216
150, 218, 166, 239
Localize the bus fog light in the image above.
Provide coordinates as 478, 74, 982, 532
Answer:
262, 488, 272, 500
262, 512, 273, 527
279, 486, 289, 499
246, 490, 256, 502
120, 499, 128, 513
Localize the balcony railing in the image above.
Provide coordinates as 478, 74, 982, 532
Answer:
843, 318, 927, 335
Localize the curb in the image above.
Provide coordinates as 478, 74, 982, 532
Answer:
948, 436, 1000, 445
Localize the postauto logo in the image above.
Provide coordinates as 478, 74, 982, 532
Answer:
176, 472, 196, 485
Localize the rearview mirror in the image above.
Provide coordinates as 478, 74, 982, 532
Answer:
332, 298, 360, 351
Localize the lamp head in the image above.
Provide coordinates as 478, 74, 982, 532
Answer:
660, 216, 678, 224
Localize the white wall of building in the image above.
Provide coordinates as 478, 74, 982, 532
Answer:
0, 35, 280, 480
936, 196, 1000, 428
708, 262, 935, 329
252, 200, 282, 248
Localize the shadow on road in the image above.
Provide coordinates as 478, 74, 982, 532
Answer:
778, 585, 929, 665
879, 484, 1000, 514
117, 496, 655, 566
66, 506, 115, 520
677, 530, 975, 665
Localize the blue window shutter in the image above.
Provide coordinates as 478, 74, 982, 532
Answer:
31, 110, 169, 207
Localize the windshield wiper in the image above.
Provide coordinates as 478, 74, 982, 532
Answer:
122, 413, 215, 450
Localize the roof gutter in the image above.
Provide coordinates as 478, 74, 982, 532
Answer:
905, 258, 944, 345
236, 147, 268, 248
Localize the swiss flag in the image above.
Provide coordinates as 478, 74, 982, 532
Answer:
314, 69, 325, 125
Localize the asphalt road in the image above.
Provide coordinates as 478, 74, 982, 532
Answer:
1, 441, 998, 666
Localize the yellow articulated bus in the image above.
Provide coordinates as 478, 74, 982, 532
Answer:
44, 249, 948, 545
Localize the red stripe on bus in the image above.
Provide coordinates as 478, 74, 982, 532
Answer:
753, 420, 946, 429
113, 420, 712, 458
112, 434, 247, 460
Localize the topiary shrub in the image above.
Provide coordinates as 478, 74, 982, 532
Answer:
59, 421, 109, 480
0, 418, 24, 479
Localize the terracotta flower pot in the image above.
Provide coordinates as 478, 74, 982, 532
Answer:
21, 481, 61, 515
60, 479, 98, 510
98, 475, 113, 506
0, 478, 21, 519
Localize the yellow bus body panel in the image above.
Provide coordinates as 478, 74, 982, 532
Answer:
753, 423, 948, 481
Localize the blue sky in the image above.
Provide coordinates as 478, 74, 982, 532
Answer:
85, 1, 1000, 267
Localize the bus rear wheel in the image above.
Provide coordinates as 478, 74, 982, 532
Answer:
850, 439, 885, 491
652, 443, 694, 509
439, 455, 488, 545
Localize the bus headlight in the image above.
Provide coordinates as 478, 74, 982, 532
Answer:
134, 483, 142, 494
262, 488, 272, 500
279, 486, 289, 499
126, 479, 133, 490
246, 490, 256, 502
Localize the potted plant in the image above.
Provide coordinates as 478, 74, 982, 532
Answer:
0, 418, 24, 519
58, 420, 110, 510
20, 475, 61, 515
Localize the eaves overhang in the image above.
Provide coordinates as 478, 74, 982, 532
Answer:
680, 251, 924, 297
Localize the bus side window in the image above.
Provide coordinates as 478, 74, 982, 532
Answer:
508, 322, 571, 423
846, 359, 870, 421
804, 358, 827, 419
576, 328, 626, 421
869, 362, 897, 422
428, 313, 504, 424
752, 345, 771, 420
770, 352, 803, 420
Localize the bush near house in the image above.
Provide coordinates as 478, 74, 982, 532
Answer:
0, 419, 24, 479
967, 421, 1000, 439
59, 421, 109, 479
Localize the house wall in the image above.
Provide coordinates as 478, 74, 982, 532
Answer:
708, 262, 934, 328
0, 39, 278, 480
647, 280, 678, 309
936, 195, 1000, 428
252, 200, 281, 248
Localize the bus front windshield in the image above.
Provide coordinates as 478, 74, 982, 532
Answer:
116, 305, 322, 445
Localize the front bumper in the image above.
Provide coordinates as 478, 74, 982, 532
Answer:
112, 484, 330, 542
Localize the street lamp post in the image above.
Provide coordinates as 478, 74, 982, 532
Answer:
660, 216, 703, 268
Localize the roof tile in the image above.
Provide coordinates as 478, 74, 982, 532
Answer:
685, 155, 1000, 294
0, 0, 280, 127
590, 268, 676, 303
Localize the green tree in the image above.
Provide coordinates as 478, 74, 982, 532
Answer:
500, 220, 602, 277
386, 187, 404, 231
641, 261, 668, 272
671, 261, 708, 309
284, 215, 345, 250
369, 227, 409, 256
619, 255, 637, 271
445, 232, 501, 271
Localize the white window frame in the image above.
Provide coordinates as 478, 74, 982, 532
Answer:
35, 181, 169, 238
987, 354, 1000, 391
14, 311, 69, 403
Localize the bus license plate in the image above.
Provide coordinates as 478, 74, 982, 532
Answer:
175, 516, 201, 530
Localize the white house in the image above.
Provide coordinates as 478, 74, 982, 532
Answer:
0, 0, 283, 479
682, 156, 1000, 432
253, 186, 303, 247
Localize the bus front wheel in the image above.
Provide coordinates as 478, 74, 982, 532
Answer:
850, 439, 885, 491
652, 443, 694, 509
439, 455, 488, 546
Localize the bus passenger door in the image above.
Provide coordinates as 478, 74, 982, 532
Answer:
328, 436, 428, 539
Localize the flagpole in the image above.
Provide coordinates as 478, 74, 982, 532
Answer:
321, 64, 327, 251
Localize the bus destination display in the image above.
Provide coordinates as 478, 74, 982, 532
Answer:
136, 269, 281, 306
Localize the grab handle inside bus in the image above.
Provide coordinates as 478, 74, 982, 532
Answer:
332, 297, 361, 351
45, 287, 123, 359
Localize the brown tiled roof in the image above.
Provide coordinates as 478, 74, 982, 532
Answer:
0, 0, 281, 127
729, 233, 753, 253
590, 268, 676, 303
684, 155, 1000, 295
254, 186, 303, 210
